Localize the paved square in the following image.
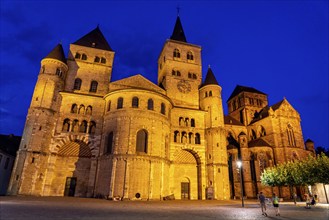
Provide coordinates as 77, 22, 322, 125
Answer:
0, 196, 328, 220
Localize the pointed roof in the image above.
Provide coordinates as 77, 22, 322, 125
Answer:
201, 67, 219, 87
73, 26, 113, 51
45, 43, 66, 64
170, 16, 187, 42
227, 85, 267, 102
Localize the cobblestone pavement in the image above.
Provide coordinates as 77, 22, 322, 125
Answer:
0, 196, 328, 220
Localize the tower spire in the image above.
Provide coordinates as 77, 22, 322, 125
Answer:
170, 14, 187, 42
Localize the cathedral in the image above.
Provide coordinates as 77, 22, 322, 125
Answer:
7, 15, 314, 200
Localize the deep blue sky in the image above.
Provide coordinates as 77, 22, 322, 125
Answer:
0, 1, 328, 149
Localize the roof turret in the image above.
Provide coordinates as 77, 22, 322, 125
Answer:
201, 67, 219, 87
44, 43, 66, 64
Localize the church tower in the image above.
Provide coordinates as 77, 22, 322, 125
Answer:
8, 44, 68, 195
65, 26, 114, 95
227, 85, 268, 125
199, 67, 230, 200
158, 16, 202, 108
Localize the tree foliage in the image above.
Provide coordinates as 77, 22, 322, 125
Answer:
261, 153, 329, 187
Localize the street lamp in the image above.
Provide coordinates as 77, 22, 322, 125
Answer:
237, 160, 244, 207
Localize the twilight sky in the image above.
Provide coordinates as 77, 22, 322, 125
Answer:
0, 0, 328, 149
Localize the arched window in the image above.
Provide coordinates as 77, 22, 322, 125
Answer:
209, 91, 213, 96
173, 48, 180, 58
181, 131, 187, 143
56, 68, 62, 77
71, 104, 78, 113
117, 97, 123, 109
188, 72, 192, 78
259, 126, 266, 137
172, 69, 181, 76
184, 118, 189, 126
86, 105, 92, 115
132, 97, 139, 108
174, 131, 180, 143
160, 103, 166, 115
233, 100, 237, 110
259, 153, 268, 174
179, 117, 184, 126
101, 57, 106, 64
81, 53, 87, 60
75, 53, 81, 59
147, 99, 154, 110
78, 105, 85, 114
89, 121, 96, 134
188, 132, 193, 144
62, 119, 70, 132
94, 56, 100, 63
195, 133, 201, 144
251, 129, 257, 140
79, 120, 88, 133
106, 132, 114, 154
107, 101, 111, 111
192, 74, 197, 79
89, 81, 98, 92
72, 119, 79, 132
191, 119, 195, 127
136, 129, 148, 153
187, 51, 194, 60
74, 78, 82, 90
205, 92, 208, 97
287, 125, 296, 146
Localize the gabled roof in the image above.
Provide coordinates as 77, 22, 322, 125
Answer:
248, 138, 271, 148
73, 26, 113, 51
250, 106, 270, 124
0, 134, 21, 156
45, 43, 66, 64
224, 115, 244, 126
271, 99, 285, 111
109, 74, 165, 94
201, 67, 219, 87
227, 85, 267, 102
170, 16, 187, 42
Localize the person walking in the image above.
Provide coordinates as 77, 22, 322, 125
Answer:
272, 193, 280, 216
259, 192, 268, 216
293, 193, 297, 205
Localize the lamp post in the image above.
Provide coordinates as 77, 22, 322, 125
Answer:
237, 160, 244, 207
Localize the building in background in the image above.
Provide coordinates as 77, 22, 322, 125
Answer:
7, 16, 314, 200
0, 134, 21, 195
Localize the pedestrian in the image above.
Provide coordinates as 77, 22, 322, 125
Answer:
305, 194, 311, 209
258, 191, 268, 216
272, 193, 280, 216
293, 193, 297, 205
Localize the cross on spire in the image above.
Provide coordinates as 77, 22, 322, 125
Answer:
177, 5, 180, 16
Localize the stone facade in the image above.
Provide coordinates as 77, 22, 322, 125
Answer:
7, 16, 314, 200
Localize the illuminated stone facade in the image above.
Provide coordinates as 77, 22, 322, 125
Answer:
7, 16, 314, 200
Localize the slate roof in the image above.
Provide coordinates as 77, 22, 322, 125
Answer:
45, 43, 67, 64
170, 16, 187, 42
201, 67, 219, 87
224, 115, 244, 126
227, 85, 267, 102
73, 26, 113, 51
250, 106, 270, 124
0, 134, 21, 156
248, 138, 271, 148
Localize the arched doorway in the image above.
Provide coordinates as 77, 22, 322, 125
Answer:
173, 149, 202, 200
